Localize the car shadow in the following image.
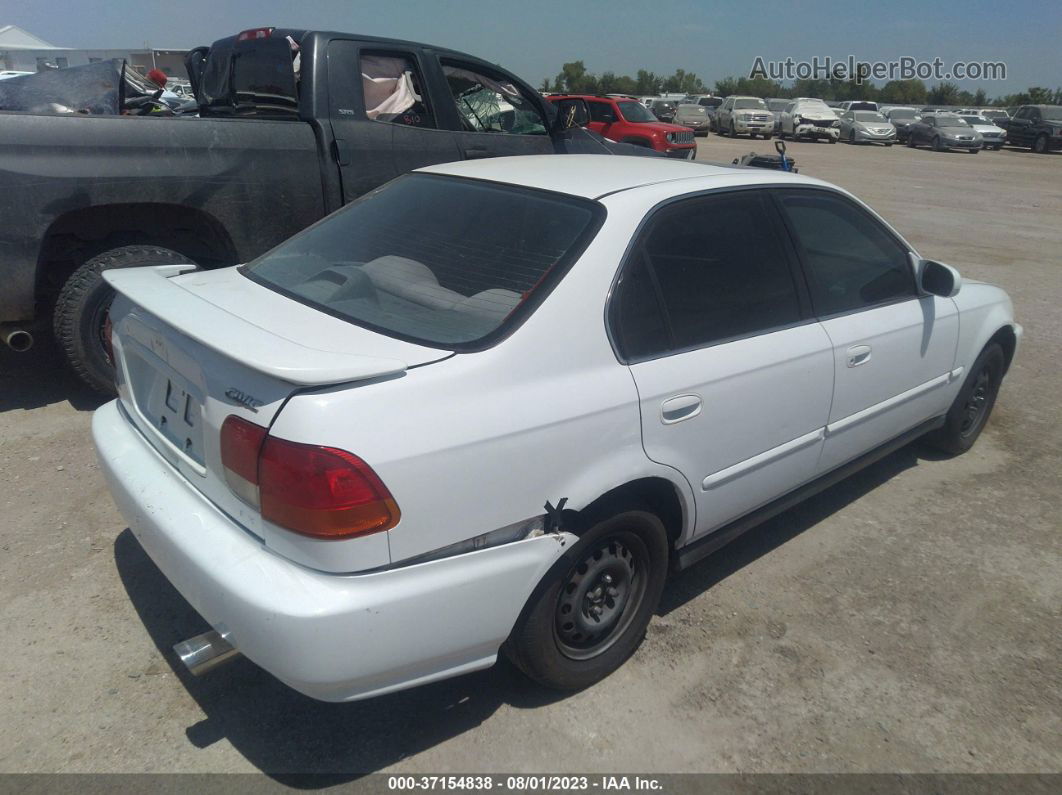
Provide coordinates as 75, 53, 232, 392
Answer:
659, 442, 941, 615
0, 333, 107, 413
113, 529, 567, 784
112, 440, 945, 783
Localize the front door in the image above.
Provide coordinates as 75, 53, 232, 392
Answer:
610, 190, 834, 537
774, 188, 959, 472
437, 59, 556, 161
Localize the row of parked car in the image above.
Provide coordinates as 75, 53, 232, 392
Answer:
652, 94, 1062, 155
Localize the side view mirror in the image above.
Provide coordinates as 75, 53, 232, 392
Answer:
552, 98, 589, 131
915, 257, 962, 298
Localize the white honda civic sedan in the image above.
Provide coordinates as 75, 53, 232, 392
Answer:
94, 155, 1020, 702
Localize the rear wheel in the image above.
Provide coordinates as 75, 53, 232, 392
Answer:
849, 130, 856, 144
53, 245, 194, 394
505, 508, 669, 690
933, 136, 944, 152
926, 344, 1005, 455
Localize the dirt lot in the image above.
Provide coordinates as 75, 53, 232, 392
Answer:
0, 137, 1059, 779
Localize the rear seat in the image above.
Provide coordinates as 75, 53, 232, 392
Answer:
363, 256, 520, 320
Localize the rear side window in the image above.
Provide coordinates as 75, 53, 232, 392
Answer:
360, 52, 435, 128
244, 175, 602, 349
778, 191, 915, 316
612, 191, 803, 360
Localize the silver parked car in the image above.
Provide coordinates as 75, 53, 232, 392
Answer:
673, 103, 710, 135
839, 110, 897, 146
906, 114, 983, 153
957, 114, 1006, 150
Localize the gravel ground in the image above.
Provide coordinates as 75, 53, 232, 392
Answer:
0, 137, 1059, 780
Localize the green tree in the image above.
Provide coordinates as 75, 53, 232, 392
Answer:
972, 88, 988, 106
879, 79, 927, 104
790, 78, 836, 101
635, 70, 661, 95
927, 81, 961, 105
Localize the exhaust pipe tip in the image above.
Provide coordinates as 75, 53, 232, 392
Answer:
174, 629, 240, 676
3, 329, 33, 352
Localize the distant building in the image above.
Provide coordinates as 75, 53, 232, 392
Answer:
0, 24, 186, 79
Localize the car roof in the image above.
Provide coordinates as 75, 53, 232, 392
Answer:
416, 155, 823, 200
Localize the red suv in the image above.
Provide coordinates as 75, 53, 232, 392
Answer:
547, 95, 697, 159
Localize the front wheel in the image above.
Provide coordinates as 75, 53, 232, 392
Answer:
907, 135, 916, 148
505, 508, 669, 690
933, 136, 944, 152
1032, 134, 1048, 154
925, 344, 1005, 455
53, 245, 194, 393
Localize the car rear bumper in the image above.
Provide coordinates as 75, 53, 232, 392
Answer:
93, 399, 570, 702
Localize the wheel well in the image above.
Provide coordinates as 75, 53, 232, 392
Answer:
988, 325, 1018, 373
576, 478, 686, 547
35, 203, 238, 307
620, 137, 653, 148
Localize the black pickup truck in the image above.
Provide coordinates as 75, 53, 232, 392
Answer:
0, 27, 627, 390
1000, 104, 1062, 154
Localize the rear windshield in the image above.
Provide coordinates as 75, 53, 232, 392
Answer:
243, 174, 602, 349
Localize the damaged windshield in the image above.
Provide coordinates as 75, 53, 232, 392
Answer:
243, 174, 603, 348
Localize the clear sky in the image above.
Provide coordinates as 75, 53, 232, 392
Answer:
6, 0, 1060, 95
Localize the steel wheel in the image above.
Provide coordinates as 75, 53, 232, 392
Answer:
959, 366, 993, 438
553, 534, 648, 661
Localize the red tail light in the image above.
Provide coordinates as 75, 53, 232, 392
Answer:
219, 415, 399, 540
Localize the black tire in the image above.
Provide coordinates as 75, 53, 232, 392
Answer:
505, 507, 669, 691
969, 148, 979, 154
907, 135, 916, 148
926, 344, 1005, 455
885, 142, 893, 147
1032, 134, 1048, 154
828, 137, 836, 144
849, 130, 856, 144
729, 121, 736, 138
53, 245, 194, 394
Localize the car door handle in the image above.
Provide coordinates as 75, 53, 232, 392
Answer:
847, 345, 872, 367
464, 148, 491, 159
661, 394, 702, 424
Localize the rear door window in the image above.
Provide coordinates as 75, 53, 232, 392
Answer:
611, 191, 804, 361
360, 52, 435, 128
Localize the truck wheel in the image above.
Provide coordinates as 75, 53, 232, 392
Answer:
505, 507, 669, 691
925, 344, 1005, 455
54, 245, 194, 394
1032, 134, 1048, 154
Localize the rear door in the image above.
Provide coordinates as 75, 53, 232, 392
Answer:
774, 189, 958, 472
435, 57, 555, 160
326, 40, 461, 201
611, 190, 834, 537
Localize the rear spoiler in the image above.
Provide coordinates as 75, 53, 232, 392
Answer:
104, 265, 408, 386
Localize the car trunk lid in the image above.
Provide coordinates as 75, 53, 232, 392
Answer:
104, 264, 451, 570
